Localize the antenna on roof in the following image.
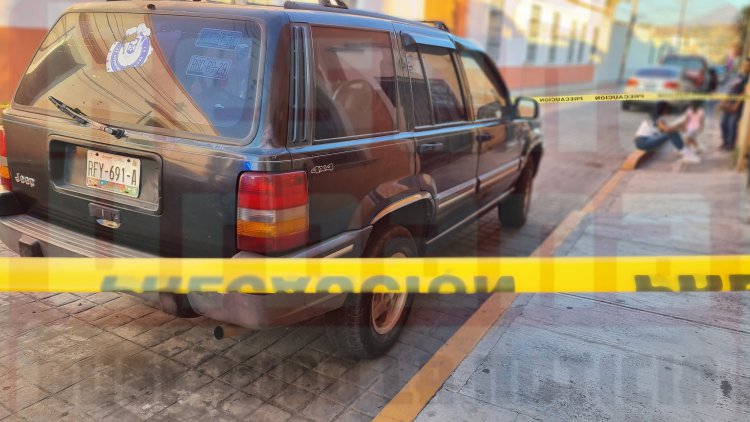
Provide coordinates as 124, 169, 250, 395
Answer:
318, 0, 348, 9
420, 20, 451, 32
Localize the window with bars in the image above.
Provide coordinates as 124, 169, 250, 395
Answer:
576, 25, 587, 63
486, 1, 505, 62
525, 5, 542, 64
590, 27, 599, 62
548, 12, 560, 64
568, 21, 577, 63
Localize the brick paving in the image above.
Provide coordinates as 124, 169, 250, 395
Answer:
0, 101, 640, 421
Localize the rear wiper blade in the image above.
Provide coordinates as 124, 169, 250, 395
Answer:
48, 96, 126, 139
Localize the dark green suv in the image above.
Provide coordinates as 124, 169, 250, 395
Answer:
0, 0, 542, 357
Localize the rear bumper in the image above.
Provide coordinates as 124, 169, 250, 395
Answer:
0, 213, 154, 258
186, 292, 348, 329
0, 192, 371, 329
187, 227, 372, 329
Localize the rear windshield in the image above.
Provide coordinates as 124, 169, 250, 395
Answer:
663, 57, 704, 71
636, 68, 679, 78
14, 12, 263, 142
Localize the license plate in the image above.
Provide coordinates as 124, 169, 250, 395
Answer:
85, 150, 141, 198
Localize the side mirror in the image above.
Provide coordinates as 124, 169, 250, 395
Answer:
514, 97, 539, 120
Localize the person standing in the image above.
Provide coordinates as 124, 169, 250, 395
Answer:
719, 56, 750, 151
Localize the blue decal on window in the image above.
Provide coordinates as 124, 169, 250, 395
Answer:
196, 28, 243, 51
187, 55, 233, 80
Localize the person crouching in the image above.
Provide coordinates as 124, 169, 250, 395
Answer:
634, 101, 700, 163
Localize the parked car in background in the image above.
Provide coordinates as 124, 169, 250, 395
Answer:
622, 65, 697, 111
662, 54, 710, 92
0, 0, 542, 358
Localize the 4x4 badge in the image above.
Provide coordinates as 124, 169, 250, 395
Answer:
14, 173, 35, 188
311, 164, 334, 175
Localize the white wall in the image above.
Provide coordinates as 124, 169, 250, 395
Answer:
466, 0, 613, 69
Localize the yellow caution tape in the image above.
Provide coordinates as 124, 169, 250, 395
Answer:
1, 256, 750, 294
532, 92, 747, 104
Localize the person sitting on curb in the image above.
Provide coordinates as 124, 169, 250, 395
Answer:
634, 101, 700, 163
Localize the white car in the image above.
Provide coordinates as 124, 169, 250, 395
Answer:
623, 65, 698, 111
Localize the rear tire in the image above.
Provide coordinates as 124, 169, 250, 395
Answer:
499, 161, 536, 229
325, 225, 416, 358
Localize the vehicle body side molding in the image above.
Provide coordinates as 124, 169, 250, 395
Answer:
371, 192, 434, 225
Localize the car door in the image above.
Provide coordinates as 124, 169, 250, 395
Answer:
397, 25, 478, 235
459, 50, 522, 205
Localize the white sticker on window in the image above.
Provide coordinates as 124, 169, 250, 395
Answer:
187, 55, 233, 80
107, 24, 154, 73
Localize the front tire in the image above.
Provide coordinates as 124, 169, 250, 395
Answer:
499, 161, 536, 229
325, 225, 416, 358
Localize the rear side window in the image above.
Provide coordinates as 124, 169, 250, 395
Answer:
421, 47, 467, 124
460, 52, 507, 120
14, 13, 263, 142
311, 27, 398, 141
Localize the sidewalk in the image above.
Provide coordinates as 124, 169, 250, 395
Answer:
417, 148, 750, 420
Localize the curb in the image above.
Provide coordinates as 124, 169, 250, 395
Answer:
621, 150, 651, 171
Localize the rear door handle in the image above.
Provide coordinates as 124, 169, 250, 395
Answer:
476, 132, 494, 143
419, 143, 445, 153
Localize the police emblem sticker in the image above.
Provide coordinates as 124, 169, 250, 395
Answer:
107, 24, 154, 73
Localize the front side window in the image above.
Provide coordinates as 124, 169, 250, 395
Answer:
15, 12, 263, 142
420, 47, 467, 125
311, 27, 398, 141
461, 52, 507, 120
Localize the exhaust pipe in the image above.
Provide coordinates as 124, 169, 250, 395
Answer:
214, 325, 251, 340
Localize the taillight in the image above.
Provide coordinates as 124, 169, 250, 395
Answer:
663, 81, 680, 90
626, 78, 638, 87
0, 126, 10, 191
237, 171, 309, 254
685, 71, 703, 88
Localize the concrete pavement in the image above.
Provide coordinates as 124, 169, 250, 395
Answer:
417, 132, 750, 420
